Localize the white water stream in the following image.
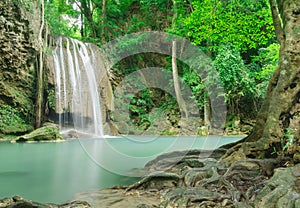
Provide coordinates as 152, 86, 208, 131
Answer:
53, 37, 104, 136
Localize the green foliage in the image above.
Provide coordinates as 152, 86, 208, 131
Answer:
129, 88, 156, 129
12, 0, 33, 12
185, 0, 275, 52
0, 105, 23, 126
271, 128, 294, 156
184, 71, 206, 104
128, 88, 179, 130
44, 0, 172, 42
249, 43, 280, 98
129, 89, 154, 129
47, 88, 56, 110
45, 0, 81, 38
213, 43, 255, 109
43, 0, 280, 125
140, 0, 170, 9
0, 104, 33, 134
0, 79, 35, 125
167, 0, 191, 36
281, 128, 294, 152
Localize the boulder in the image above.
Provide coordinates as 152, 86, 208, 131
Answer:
0, 196, 91, 208
16, 123, 64, 142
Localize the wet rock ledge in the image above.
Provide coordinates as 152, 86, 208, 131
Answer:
0, 196, 91, 208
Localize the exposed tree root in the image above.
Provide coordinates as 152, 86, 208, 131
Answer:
122, 149, 297, 208
70, 148, 300, 207
125, 172, 181, 191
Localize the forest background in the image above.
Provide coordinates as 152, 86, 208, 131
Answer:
0, 0, 280, 136
43, 0, 279, 134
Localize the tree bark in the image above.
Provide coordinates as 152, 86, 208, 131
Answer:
172, 41, 188, 119
171, 0, 188, 119
204, 98, 211, 128
221, 0, 300, 165
79, 0, 97, 37
269, 0, 284, 44
101, 0, 106, 42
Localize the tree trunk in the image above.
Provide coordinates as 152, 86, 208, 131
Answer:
80, 12, 85, 37
221, 0, 300, 165
80, 0, 97, 37
204, 97, 211, 128
171, 0, 188, 119
36, 0, 45, 128
172, 41, 188, 119
101, 0, 106, 42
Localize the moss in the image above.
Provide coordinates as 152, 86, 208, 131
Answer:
0, 104, 33, 135
47, 87, 56, 111
161, 129, 178, 136
1, 124, 34, 135
0, 134, 18, 141
293, 154, 300, 163
16, 123, 64, 142
0, 0, 38, 137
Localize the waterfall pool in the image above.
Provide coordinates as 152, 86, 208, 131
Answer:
0, 136, 243, 204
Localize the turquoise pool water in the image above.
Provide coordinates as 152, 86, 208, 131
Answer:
0, 136, 242, 203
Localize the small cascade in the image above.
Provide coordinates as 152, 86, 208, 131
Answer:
52, 36, 104, 136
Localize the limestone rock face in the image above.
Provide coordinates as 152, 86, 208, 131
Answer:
0, 0, 41, 133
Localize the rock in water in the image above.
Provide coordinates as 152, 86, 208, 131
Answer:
0, 196, 91, 208
16, 123, 64, 142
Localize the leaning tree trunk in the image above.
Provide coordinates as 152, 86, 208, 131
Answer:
171, 0, 188, 119
221, 0, 300, 165
172, 40, 188, 119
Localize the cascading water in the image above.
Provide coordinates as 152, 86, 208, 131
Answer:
52, 36, 104, 137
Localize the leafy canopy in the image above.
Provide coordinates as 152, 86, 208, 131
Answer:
185, 0, 275, 51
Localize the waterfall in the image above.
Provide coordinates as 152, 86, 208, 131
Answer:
52, 36, 104, 137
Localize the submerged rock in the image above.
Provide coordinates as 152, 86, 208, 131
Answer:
15, 123, 64, 142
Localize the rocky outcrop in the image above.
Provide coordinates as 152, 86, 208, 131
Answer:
16, 123, 64, 142
0, 0, 41, 134
0, 196, 91, 208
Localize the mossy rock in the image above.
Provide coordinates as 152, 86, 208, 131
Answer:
16, 123, 64, 142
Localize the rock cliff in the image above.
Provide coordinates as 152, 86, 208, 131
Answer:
0, 0, 42, 135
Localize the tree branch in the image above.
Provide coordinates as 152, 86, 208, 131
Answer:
269, 0, 284, 44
